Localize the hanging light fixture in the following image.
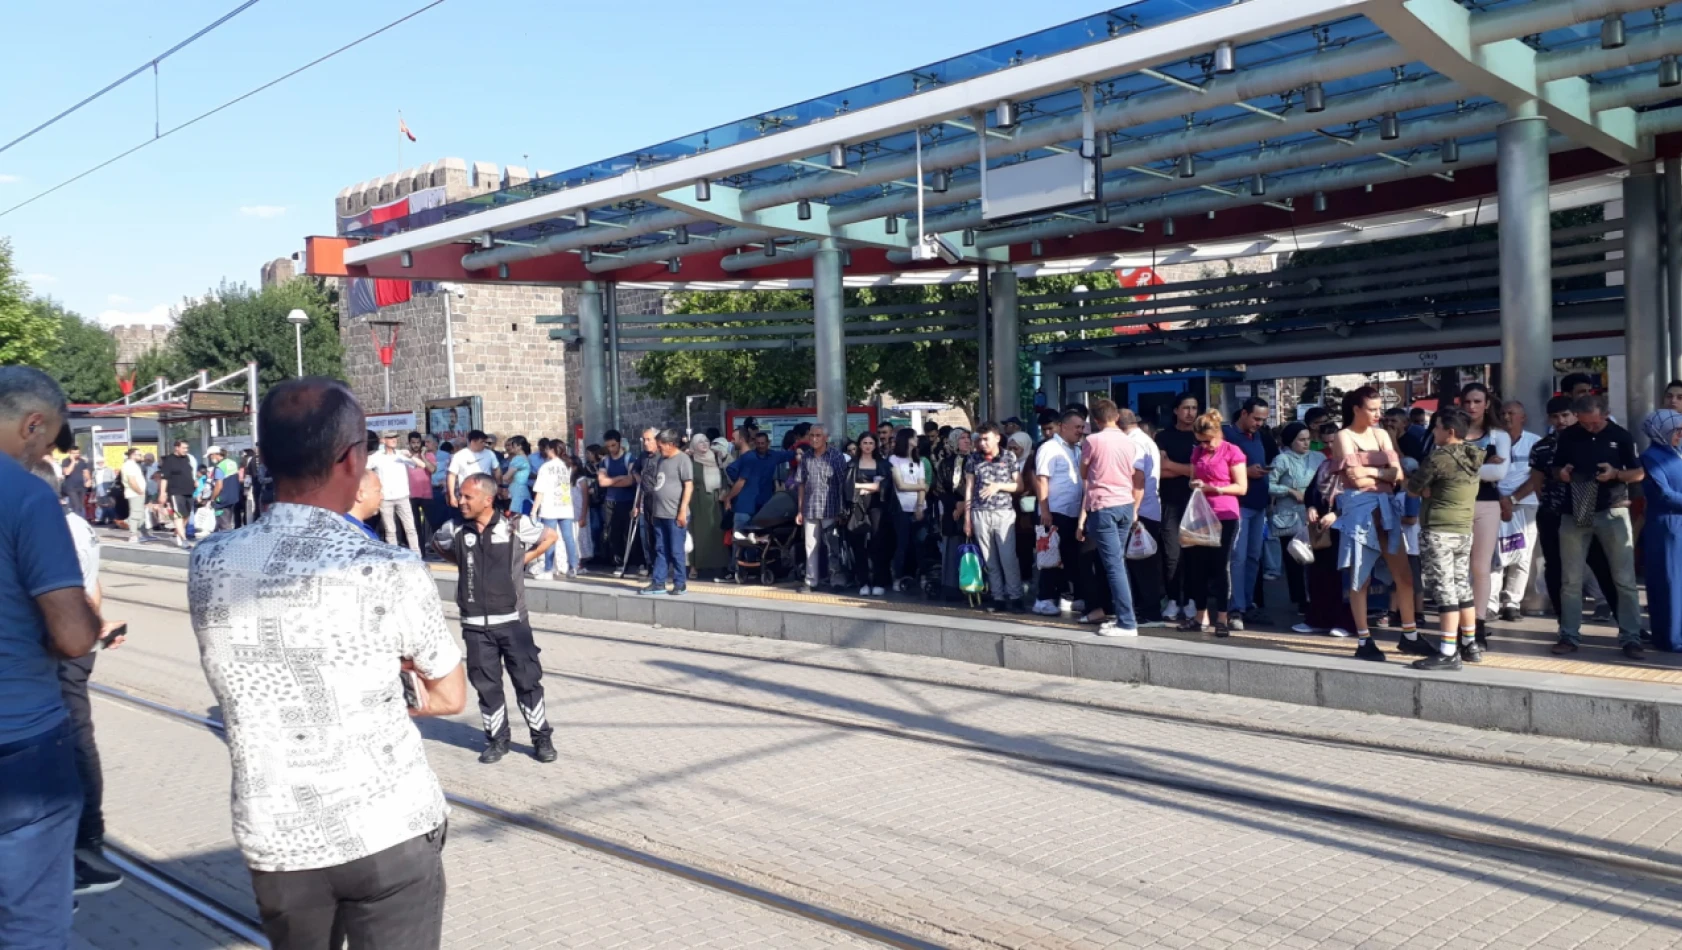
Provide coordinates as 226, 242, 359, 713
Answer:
1663, 54, 1682, 89
1312, 190, 1328, 213
1207, 210, 1217, 220
574, 209, 589, 228
1163, 217, 1176, 237
1097, 135, 1112, 158
962, 228, 975, 247
1094, 204, 1110, 224
842, 249, 853, 267
1177, 154, 1196, 178
1365, 183, 1374, 193
829, 143, 847, 169
1304, 81, 1326, 114
667, 259, 681, 274
884, 215, 899, 235
1212, 41, 1236, 75
1379, 112, 1400, 140
797, 200, 812, 221
674, 225, 689, 245
1441, 138, 1460, 164
1250, 173, 1266, 197
1602, 14, 1626, 50
1030, 239, 1043, 257
931, 170, 950, 193
400, 250, 412, 268
498, 263, 510, 280
581, 247, 593, 264
995, 99, 1017, 129
764, 241, 777, 258
695, 179, 711, 202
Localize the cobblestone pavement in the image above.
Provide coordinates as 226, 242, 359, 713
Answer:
90, 568, 1682, 948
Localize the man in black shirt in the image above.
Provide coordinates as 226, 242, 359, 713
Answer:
156, 441, 197, 549
1549, 394, 1645, 657
1155, 392, 1200, 622
59, 446, 92, 518
1524, 397, 1621, 626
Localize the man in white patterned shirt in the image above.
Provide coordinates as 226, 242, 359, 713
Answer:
188, 378, 466, 950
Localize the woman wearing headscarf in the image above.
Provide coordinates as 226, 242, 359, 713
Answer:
932, 428, 973, 601
686, 433, 728, 580
1641, 410, 1682, 651
1270, 421, 1325, 627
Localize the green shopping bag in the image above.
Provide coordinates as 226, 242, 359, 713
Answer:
958, 542, 986, 606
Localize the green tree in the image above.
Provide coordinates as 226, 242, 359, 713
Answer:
0, 239, 59, 366
37, 299, 120, 403
170, 278, 342, 394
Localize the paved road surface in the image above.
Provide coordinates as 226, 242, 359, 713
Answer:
76, 564, 1682, 949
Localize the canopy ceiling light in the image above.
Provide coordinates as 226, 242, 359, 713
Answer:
1663, 55, 1682, 89
885, 215, 900, 235
674, 225, 690, 245
1212, 41, 1236, 75
1163, 217, 1176, 237
1602, 14, 1626, 50
962, 228, 975, 247
581, 247, 593, 264
995, 99, 1017, 129
797, 199, 812, 221
1250, 173, 1266, 196
829, 143, 847, 169
497, 263, 510, 279
1379, 112, 1400, 140
1094, 204, 1110, 224
667, 259, 681, 274
1312, 190, 1328, 213
400, 250, 412, 268
764, 241, 777, 258
1030, 239, 1043, 256
1177, 154, 1196, 178
1304, 81, 1326, 114
931, 169, 950, 193
695, 179, 712, 202
573, 210, 589, 228
1441, 138, 1460, 164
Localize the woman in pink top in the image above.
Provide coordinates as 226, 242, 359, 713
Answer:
1181, 410, 1248, 636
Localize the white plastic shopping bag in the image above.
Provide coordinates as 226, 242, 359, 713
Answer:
1125, 520, 1157, 560
1179, 491, 1223, 548
1034, 525, 1062, 569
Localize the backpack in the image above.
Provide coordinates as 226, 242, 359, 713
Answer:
957, 542, 985, 601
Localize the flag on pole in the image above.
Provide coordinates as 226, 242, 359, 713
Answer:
399, 115, 416, 142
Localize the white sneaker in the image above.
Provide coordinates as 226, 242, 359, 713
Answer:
1097, 622, 1138, 637
1058, 598, 1074, 613
1328, 627, 1352, 638
529, 571, 552, 581
871, 586, 885, 596
1183, 600, 1198, 618
1032, 600, 1060, 616
859, 586, 872, 597
1163, 601, 1182, 621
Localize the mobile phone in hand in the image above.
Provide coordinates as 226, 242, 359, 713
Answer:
95, 623, 127, 652
401, 670, 424, 710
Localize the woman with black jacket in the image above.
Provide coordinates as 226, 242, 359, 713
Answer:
846, 433, 890, 596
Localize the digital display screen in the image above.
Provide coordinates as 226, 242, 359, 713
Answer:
187, 390, 248, 414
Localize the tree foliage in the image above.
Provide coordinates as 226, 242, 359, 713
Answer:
169, 278, 343, 394
37, 298, 120, 403
0, 239, 59, 367
633, 270, 1120, 421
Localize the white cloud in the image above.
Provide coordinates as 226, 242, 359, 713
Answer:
107, 293, 132, 305
98, 304, 173, 328
25, 273, 56, 284
0, 173, 19, 184
239, 204, 287, 219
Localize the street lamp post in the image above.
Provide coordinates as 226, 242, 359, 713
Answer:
286, 309, 310, 377
684, 394, 710, 439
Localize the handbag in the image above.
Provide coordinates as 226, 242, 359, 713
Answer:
1287, 534, 1315, 565
1125, 520, 1157, 560
1179, 491, 1223, 547
1034, 525, 1062, 569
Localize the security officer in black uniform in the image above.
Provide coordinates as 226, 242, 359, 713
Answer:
432, 472, 559, 764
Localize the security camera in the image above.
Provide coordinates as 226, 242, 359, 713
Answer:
911, 234, 964, 265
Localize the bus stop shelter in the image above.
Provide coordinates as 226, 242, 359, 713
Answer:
306, 0, 1682, 437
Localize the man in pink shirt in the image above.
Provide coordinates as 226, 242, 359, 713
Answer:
1078, 399, 1143, 636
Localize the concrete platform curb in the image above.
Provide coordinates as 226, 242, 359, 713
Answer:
108, 542, 1682, 750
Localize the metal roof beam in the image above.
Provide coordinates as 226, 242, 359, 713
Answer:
1367, 0, 1644, 164
648, 181, 913, 250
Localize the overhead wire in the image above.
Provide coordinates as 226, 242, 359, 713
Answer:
0, 0, 267, 157
0, 0, 450, 220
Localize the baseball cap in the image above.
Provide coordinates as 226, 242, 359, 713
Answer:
207, 445, 225, 455
381, 429, 402, 439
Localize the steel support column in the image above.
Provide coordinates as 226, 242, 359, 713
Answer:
605, 281, 622, 432
990, 268, 1020, 423
579, 280, 608, 442
1667, 159, 1682, 382
1625, 163, 1664, 426
812, 240, 847, 439
976, 264, 991, 426
1497, 112, 1554, 435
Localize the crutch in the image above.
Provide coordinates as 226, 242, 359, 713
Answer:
614, 480, 644, 579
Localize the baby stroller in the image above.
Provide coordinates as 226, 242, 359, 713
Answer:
733, 490, 803, 585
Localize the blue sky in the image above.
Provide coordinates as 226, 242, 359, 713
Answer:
1, 0, 1113, 326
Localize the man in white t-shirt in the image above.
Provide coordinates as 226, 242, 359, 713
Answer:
531, 444, 579, 578
119, 448, 148, 542
1032, 409, 1086, 616
368, 431, 422, 554
445, 430, 498, 510
1494, 400, 1543, 620
1119, 409, 1165, 625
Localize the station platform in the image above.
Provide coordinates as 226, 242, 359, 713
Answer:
102, 533, 1682, 751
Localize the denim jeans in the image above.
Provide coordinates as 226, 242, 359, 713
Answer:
1087, 503, 1137, 629
1229, 506, 1267, 612
651, 517, 687, 589
540, 517, 580, 573
1558, 508, 1642, 645
0, 720, 81, 950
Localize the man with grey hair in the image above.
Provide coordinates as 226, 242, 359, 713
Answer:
795, 424, 849, 592
639, 428, 693, 595
189, 377, 466, 950
0, 366, 103, 946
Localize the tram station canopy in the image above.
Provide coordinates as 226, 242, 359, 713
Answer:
310, 0, 1682, 289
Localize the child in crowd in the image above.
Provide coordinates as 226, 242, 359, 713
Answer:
1404, 407, 1485, 671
